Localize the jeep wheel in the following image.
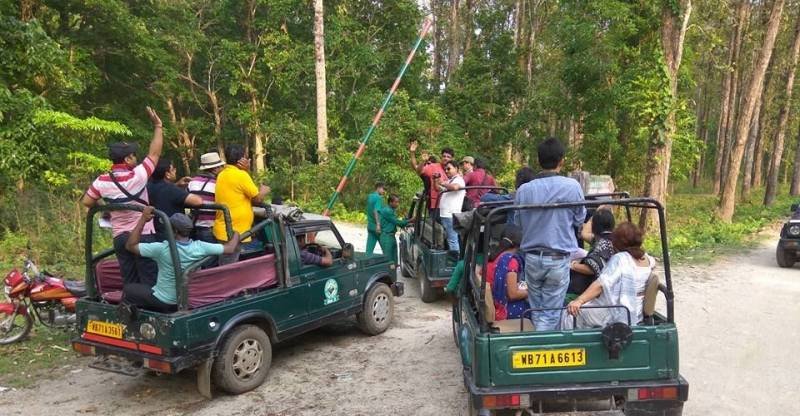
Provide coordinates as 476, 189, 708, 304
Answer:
357, 283, 394, 335
417, 261, 439, 303
776, 245, 796, 268
624, 401, 683, 416
212, 324, 271, 395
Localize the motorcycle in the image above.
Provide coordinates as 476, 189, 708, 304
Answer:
0, 258, 86, 344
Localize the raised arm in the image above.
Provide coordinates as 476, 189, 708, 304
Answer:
145, 107, 163, 164
221, 232, 241, 254
409, 140, 424, 173
125, 206, 155, 256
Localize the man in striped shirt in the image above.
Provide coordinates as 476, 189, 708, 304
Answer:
81, 107, 163, 286
187, 152, 225, 243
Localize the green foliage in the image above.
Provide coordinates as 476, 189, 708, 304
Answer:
33, 110, 132, 137
644, 187, 795, 263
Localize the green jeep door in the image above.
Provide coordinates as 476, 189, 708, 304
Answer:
290, 225, 359, 319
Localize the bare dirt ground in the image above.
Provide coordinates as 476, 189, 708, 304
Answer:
1, 223, 799, 415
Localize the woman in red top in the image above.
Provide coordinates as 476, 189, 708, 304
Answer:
487, 225, 530, 320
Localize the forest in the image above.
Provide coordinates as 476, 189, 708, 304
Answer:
2, 0, 800, 270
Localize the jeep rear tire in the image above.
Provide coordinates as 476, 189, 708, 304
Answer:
776, 245, 796, 268
357, 283, 394, 335
417, 261, 438, 303
212, 324, 271, 395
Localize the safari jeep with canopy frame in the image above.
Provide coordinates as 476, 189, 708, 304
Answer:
72, 203, 402, 398
398, 186, 508, 302
453, 197, 688, 415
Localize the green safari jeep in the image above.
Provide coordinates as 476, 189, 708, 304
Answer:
72, 204, 402, 397
453, 197, 688, 415
398, 186, 507, 302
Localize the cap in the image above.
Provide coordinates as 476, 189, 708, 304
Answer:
199, 152, 225, 170
108, 142, 139, 161
169, 213, 194, 236
460, 156, 475, 165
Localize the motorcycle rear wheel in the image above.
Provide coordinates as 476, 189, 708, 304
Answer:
0, 309, 33, 344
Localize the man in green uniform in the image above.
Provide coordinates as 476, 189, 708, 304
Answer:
378, 194, 412, 263
365, 182, 386, 255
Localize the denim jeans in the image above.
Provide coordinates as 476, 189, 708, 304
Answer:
440, 216, 460, 252
524, 253, 571, 331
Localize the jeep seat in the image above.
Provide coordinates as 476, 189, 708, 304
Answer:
642, 272, 660, 322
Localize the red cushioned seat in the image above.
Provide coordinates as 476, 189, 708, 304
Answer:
92, 253, 279, 310
102, 290, 123, 304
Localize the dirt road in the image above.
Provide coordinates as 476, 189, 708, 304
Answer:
1, 223, 798, 415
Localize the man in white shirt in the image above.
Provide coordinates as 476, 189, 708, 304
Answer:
435, 160, 465, 253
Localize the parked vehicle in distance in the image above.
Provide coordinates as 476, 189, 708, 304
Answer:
72, 204, 402, 397
453, 197, 688, 416
776, 203, 800, 268
1, 256, 85, 344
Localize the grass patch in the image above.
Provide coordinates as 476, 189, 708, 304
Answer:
645, 185, 794, 264
0, 325, 78, 389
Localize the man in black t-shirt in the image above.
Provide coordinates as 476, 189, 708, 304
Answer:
147, 159, 204, 241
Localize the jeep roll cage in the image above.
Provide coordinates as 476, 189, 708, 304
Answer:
464, 196, 674, 333
85, 203, 236, 311
411, 186, 510, 249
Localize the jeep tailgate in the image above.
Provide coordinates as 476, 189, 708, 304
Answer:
486, 324, 680, 387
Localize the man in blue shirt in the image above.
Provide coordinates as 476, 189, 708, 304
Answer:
515, 138, 585, 331
123, 206, 241, 312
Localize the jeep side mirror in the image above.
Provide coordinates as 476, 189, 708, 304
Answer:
342, 243, 354, 259
792, 203, 799, 213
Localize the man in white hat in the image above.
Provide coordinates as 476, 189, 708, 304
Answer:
187, 152, 225, 243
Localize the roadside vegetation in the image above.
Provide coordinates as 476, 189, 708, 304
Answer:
5, 0, 800, 390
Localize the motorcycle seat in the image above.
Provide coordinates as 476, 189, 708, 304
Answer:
64, 279, 87, 297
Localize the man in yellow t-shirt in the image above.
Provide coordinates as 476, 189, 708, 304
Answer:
214, 144, 270, 263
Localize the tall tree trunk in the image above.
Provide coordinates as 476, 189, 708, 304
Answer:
765, 15, 800, 206
719, 1, 750, 193
790, 119, 800, 195
446, 0, 460, 82
752, 76, 771, 189
250, 93, 266, 172
713, 20, 739, 194
209, 90, 224, 157
463, 0, 474, 55
719, 0, 785, 221
640, 0, 692, 229
313, 0, 328, 161
165, 98, 195, 174
431, 0, 443, 90
693, 78, 710, 187
741, 94, 761, 201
